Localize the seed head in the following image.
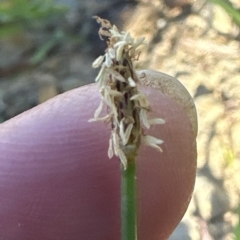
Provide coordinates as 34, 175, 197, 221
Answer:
90, 16, 164, 169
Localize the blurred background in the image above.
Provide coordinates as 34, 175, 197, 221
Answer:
0, 0, 239, 239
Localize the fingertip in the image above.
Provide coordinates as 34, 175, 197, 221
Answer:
137, 86, 197, 239
0, 82, 196, 240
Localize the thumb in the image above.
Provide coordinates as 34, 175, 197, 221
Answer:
0, 72, 196, 240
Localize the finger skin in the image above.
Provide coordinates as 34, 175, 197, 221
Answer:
0, 84, 196, 240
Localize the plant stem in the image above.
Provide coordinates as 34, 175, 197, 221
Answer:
121, 159, 137, 240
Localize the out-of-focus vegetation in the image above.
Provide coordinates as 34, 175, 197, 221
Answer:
0, 0, 68, 37
0, 0, 69, 63
209, 0, 240, 27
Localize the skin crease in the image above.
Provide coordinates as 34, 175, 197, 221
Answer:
0, 83, 196, 240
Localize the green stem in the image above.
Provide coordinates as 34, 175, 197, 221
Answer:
121, 159, 137, 240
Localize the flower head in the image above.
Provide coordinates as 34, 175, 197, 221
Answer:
90, 16, 164, 169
